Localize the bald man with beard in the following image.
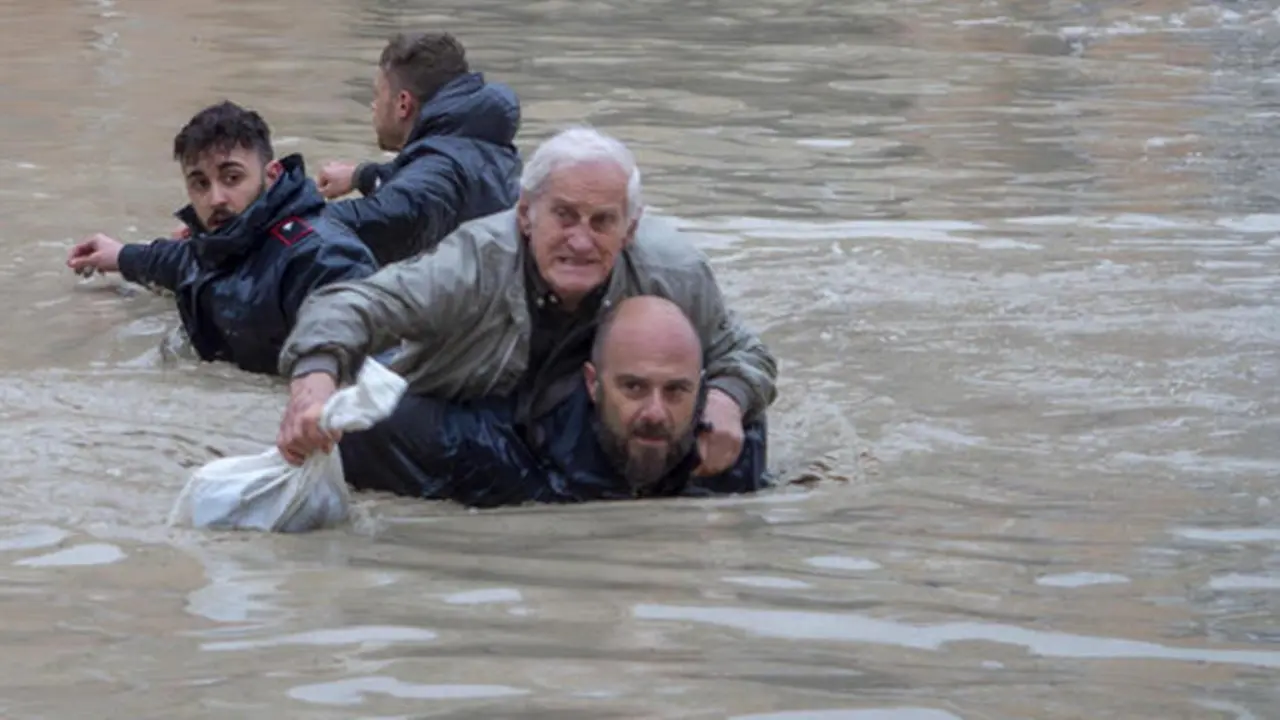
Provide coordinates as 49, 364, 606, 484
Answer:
584, 295, 706, 491
337, 295, 770, 507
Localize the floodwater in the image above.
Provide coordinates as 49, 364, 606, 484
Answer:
1, 0, 1278, 717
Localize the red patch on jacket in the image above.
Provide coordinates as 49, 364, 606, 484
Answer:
270, 217, 315, 247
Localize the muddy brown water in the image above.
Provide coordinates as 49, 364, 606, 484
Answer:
1, 0, 1278, 717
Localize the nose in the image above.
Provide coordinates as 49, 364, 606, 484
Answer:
565, 225, 594, 253
209, 181, 231, 208
637, 392, 666, 424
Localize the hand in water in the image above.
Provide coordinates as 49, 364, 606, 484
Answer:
277, 371, 341, 465
66, 233, 124, 276
693, 389, 745, 477
316, 161, 357, 199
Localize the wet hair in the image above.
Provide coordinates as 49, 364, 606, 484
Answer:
172, 100, 273, 167
521, 126, 644, 219
379, 32, 469, 103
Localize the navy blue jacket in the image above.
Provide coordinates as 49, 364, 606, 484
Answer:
325, 72, 522, 266
337, 380, 771, 509
117, 154, 379, 376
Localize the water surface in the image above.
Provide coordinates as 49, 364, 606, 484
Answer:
1, 0, 1278, 717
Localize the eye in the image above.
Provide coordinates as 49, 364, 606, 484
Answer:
591, 213, 618, 233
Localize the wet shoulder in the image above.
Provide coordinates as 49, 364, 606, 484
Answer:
627, 213, 710, 274
405, 133, 518, 166
458, 80, 521, 144
478, 79, 520, 112
448, 207, 522, 256
273, 213, 371, 258
419, 208, 523, 282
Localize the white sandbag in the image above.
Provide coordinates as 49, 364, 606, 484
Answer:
168, 359, 408, 533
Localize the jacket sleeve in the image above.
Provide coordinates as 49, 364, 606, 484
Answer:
353, 161, 395, 196
685, 255, 778, 422
277, 226, 485, 382
278, 234, 380, 332
117, 238, 196, 292
324, 153, 463, 264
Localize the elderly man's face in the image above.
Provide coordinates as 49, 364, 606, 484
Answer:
517, 161, 636, 308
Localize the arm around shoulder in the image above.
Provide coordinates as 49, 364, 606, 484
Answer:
685, 255, 778, 421
277, 224, 488, 383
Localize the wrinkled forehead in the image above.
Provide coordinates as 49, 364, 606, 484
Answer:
540, 160, 629, 210
602, 336, 702, 383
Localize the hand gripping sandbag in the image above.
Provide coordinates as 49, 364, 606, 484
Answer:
168, 360, 408, 533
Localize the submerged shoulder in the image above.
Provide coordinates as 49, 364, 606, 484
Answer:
627, 212, 711, 272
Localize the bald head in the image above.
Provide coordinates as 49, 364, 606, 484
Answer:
586, 296, 704, 489
590, 296, 702, 371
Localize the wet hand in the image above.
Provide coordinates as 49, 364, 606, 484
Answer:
66, 233, 123, 275
693, 389, 745, 477
277, 372, 341, 465
316, 161, 357, 199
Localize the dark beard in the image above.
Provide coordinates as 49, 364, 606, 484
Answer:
205, 209, 237, 231
201, 179, 267, 235
592, 412, 696, 496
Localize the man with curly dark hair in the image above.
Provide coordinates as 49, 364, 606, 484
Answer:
66, 100, 379, 376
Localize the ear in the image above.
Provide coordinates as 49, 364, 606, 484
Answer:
264, 159, 284, 184
622, 210, 643, 248
396, 89, 416, 121
516, 195, 532, 237
583, 361, 598, 403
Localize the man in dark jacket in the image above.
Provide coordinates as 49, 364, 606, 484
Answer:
336, 296, 769, 508
65, 100, 378, 376
317, 32, 522, 266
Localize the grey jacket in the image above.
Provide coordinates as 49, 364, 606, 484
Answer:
278, 208, 777, 420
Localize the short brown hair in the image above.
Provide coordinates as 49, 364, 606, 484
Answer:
379, 32, 469, 103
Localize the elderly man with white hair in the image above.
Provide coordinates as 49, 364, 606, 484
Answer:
274, 126, 777, 504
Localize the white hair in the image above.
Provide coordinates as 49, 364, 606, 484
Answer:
519, 125, 644, 219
